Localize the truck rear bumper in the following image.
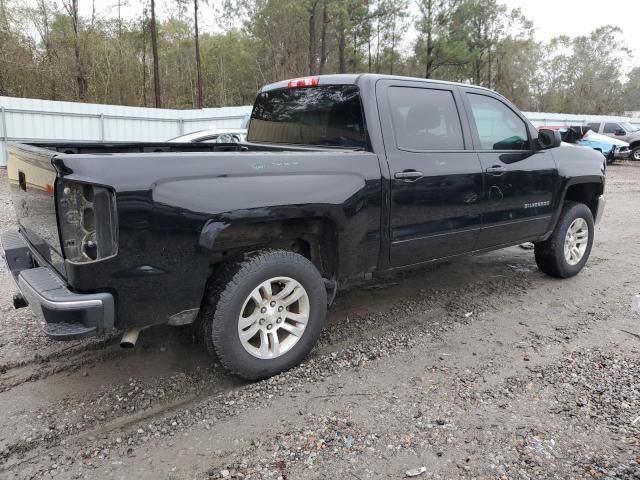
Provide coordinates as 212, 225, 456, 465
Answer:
1, 229, 114, 340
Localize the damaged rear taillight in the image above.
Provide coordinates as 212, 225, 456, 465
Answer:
56, 181, 118, 263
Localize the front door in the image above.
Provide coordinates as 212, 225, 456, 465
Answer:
462, 91, 558, 248
377, 81, 484, 267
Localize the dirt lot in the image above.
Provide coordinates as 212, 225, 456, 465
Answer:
0, 165, 639, 480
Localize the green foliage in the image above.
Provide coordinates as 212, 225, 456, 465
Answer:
534, 26, 630, 114
625, 68, 640, 112
0, 0, 638, 115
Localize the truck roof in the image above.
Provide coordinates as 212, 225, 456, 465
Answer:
260, 73, 494, 94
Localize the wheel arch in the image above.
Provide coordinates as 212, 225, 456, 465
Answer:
542, 179, 603, 241
562, 181, 603, 220
202, 217, 339, 282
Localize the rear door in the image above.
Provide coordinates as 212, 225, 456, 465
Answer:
461, 90, 558, 248
376, 80, 484, 267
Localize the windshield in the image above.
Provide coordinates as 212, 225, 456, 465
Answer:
247, 85, 368, 149
620, 122, 639, 132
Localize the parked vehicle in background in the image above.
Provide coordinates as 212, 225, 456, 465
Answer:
586, 121, 640, 161
572, 129, 630, 163
546, 126, 630, 164
2, 74, 606, 381
168, 127, 247, 143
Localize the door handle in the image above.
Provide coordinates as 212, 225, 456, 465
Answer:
394, 170, 423, 181
485, 165, 506, 176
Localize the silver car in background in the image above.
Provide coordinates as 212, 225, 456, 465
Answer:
168, 127, 247, 144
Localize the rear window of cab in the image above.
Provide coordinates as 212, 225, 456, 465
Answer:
248, 85, 368, 149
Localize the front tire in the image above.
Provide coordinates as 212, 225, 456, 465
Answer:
534, 202, 594, 278
632, 147, 640, 162
200, 250, 327, 380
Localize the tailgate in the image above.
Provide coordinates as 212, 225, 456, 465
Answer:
6, 143, 65, 276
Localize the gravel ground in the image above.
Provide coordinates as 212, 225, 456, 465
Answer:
0, 165, 639, 479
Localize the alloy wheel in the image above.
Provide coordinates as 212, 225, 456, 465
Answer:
237, 277, 310, 359
564, 218, 589, 266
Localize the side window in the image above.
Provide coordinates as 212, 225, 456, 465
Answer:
587, 123, 600, 132
467, 93, 530, 150
387, 87, 464, 151
603, 123, 618, 134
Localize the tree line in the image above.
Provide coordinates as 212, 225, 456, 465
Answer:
1, 0, 639, 115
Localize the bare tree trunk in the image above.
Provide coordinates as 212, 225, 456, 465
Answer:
487, 38, 492, 89
150, 0, 162, 108
116, 0, 124, 104
308, 0, 319, 75
425, 29, 434, 77
194, 0, 203, 108
424, 0, 434, 78
351, 29, 357, 72
375, 16, 380, 73
337, 22, 346, 73
141, 8, 148, 106
64, 0, 88, 100
473, 23, 482, 85
0, 0, 5, 95
319, 0, 329, 74
36, 0, 57, 99
0, 0, 7, 95
390, 13, 396, 75
0, 0, 8, 27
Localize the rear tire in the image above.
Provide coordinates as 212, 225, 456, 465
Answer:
534, 202, 594, 278
199, 250, 327, 380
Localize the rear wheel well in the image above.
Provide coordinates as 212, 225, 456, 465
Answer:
564, 183, 602, 219
208, 218, 338, 280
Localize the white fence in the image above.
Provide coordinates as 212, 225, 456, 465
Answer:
2, 96, 640, 167
524, 111, 640, 128
0, 96, 252, 167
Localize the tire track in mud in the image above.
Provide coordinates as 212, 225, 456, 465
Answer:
0, 337, 121, 394
0, 384, 231, 470
0, 264, 536, 472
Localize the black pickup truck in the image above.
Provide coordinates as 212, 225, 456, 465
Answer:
1, 74, 605, 380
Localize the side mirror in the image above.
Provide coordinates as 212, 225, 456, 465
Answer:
537, 128, 561, 150
615, 128, 626, 136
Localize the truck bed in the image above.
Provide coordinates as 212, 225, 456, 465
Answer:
27, 141, 353, 155
6, 141, 379, 285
